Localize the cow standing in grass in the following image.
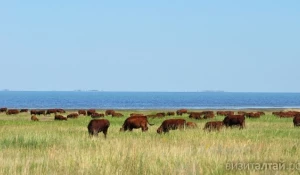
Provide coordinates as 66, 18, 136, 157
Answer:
88, 119, 110, 138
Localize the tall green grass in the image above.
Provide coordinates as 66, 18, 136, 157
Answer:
0, 111, 299, 175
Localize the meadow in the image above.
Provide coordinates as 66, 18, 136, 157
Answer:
0, 110, 299, 175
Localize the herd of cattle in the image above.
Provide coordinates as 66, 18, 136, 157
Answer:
1, 108, 299, 138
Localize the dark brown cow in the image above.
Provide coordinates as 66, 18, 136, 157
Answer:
223, 115, 245, 129
31, 115, 39, 121
105, 109, 115, 116
0, 108, 7, 113
78, 110, 87, 116
67, 113, 79, 119
87, 119, 110, 138
20, 109, 29, 113
293, 115, 300, 127
91, 112, 105, 118
112, 112, 124, 117
157, 119, 186, 134
87, 109, 96, 116
120, 116, 154, 132
167, 112, 175, 116
6, 109, 19, 115
176, 109, 188, 116
203, 121, 224, 131
54, 115, 67, 121
186, 122, 197, 128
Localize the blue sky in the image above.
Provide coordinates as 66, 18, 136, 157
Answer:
0, 1, 299, 92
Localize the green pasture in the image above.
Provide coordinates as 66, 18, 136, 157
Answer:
0, 110, 299, 175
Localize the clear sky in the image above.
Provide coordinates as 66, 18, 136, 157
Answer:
0, 1, 299, 92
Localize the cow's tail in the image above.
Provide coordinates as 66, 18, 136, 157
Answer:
184, 120, 186, 131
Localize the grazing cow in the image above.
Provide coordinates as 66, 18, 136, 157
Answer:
54, 115, 67, 121
203, 121, 224, 131
32, 110, 45, 115
217, 111, 234, 116
105, 109, 115, 116
78, 110, 87, 116
130, 113, 144, 117
87, 109, 96, 116
157, 119, 186, 134
189, 112, 202, 119
167, 112, 175, 116
223, 115, 245, 129
112, 112, 124, 117
67, 113, 79, 119
293, 115, 300, 127
6, 109, 19, 115
176, 109, 188, 116
91, 112, 105, 118
186, 122, 197, 128
46, 109, 57, 115
87, 119, 110, 138
245, 112, 261, 118
31, 115, 39, 121
203, 113, 215, 119
56, 108, 65, 113
120, 116, 154, 132
20, 109, 29, 113
0, 108, 7, 113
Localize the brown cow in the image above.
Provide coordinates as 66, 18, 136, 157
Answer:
203, 121, 223, 131
31, 110, 45, 115
293, 115, 300, 127
67, 113, 79, 119
223, 115, 245, 129
87, 109, 96, 116
130, 113, 144, 117
176, 109, 188, 116
186, 122, 197, 128
120, 116, 154, 132
105, 109, 115, 116
31, 115, 39, 121
245, 112, 261, 118
87, 119, 110, 138
46, 109, 57, 115
167, 112, 175, 116
157, 119, 186, 134
20, 109, 29, 113
189, 112, 202, 119
54, 115, 67, 121
78, 110, 87, 116
112, 112, 124, 117
91, 112, 105, 118
0, 107, 7, 113
6, 109, 19, 115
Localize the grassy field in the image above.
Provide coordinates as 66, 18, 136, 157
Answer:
0, 110, 299, 175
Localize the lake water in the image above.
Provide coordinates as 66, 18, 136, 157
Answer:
0, 91, 300, 109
